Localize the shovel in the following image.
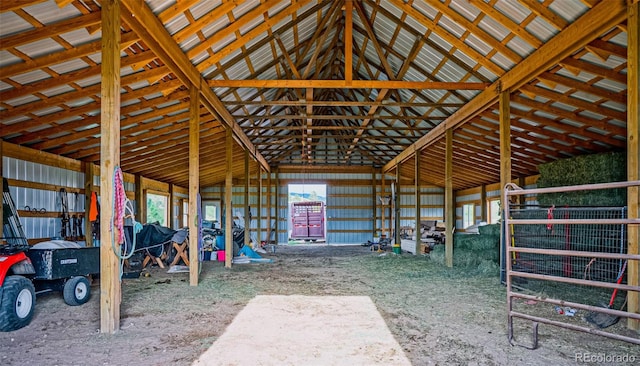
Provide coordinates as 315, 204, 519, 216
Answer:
586, 260, 627, 328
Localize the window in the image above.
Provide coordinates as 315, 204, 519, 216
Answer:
488, 199, 501, 224
182, 199, 189, 228
202, 200, 220, 226
462, 203, 475, 229
146, 192, 168, 226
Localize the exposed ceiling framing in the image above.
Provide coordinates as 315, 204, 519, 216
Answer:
0, 0, 633, 190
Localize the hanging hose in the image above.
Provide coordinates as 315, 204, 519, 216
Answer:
111, 166, 142, 279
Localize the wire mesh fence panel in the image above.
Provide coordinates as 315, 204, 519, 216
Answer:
504, 181, 640, 349
510, 206, 626, 286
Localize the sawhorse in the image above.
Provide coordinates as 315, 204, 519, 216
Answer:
170, 240, 190, 266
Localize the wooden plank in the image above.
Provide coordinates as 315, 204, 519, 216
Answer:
244, 150, 250, 247
0, 0, 47, 13
0, 12, 102, 51
517, 0, 568, 30
345, 0, 353, 83
394, 166, 400, 245
468, 0, 542, 48
275, 168, 280, 244
480, 184, 487, 223
171, 1, 236, 43
627, 0, 639, 332
225, 127, 233, 268
207, 79, 488, 89
499, 91, 512, 199
426, 0, 522, 63
414, 152, 421, 255
198, 0, 313, 74
0, 32, 138, 79
383, 0, 627, 173
266, 171, 272, 243
120, 0, 269, 173
185, 0, 282, 60
499, 90, 511, 278
1, 142, 82, 171
0, 50, 156, 102
5, 178, 83, 194
99, 0, 121, 335
189, 84, 200, 286
445, 129, 454, 268
372, 168, 377, 239
257, 165, 262, 243
223, 100, 463, 107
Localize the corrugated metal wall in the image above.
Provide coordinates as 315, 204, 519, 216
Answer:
4, 151, 543, 246
327, 184, 372, 244
3, 156, 85, 242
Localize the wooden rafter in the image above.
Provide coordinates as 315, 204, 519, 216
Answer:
120, 0, 269, 172
208, 79, 488, 89
384, 0, 628, 172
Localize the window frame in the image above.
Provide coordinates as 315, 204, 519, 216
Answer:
462, 203, 475, 229
488, 198, 501, 225
145, 190, 169, 227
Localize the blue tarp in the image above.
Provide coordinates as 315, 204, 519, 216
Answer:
237, 246, 273, 263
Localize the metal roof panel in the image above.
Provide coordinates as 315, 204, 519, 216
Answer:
190, 0, 223, 19
548, 0, 588, 22
15, 38, 65, 59
47, 58, 90, 75
0, 11, 32, 37
25, 1, 81, 25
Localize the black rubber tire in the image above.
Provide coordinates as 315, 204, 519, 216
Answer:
63, 276, 91, 306
0, 275, 36, 332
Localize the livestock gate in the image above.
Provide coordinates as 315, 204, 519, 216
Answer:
503, 181, 640, 348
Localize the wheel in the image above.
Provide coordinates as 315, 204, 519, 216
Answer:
0, 275, 36, 332
63, 276, 91, 306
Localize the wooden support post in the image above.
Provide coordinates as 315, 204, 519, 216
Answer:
266, 171, 272, 244
627, 0, 639, 332
257, 165, 262, 244
415, 153, 421, 255
499, 90, 512, 278
275, 168, 280, 244
135, 174, 143, 223
99, 0, 121, 334
518, 177, 526, 206
188, 84, 199, 286
84, 162, 94, 246
372, 167, 377, 239
445, 129, 454, 268
244, 150, 250, 247
394, 165, 400, 246
381, 174, 386, 239
480, 184, 487, 223
344, 0, 353, 84
225, 127, 233, 268
168, 183, 174, 229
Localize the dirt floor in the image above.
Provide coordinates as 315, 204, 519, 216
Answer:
1, 245, 638, 365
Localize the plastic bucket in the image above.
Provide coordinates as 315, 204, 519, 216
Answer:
217, 250, 225, 262
392, 245, 401, 254
216, 234, 225, 250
